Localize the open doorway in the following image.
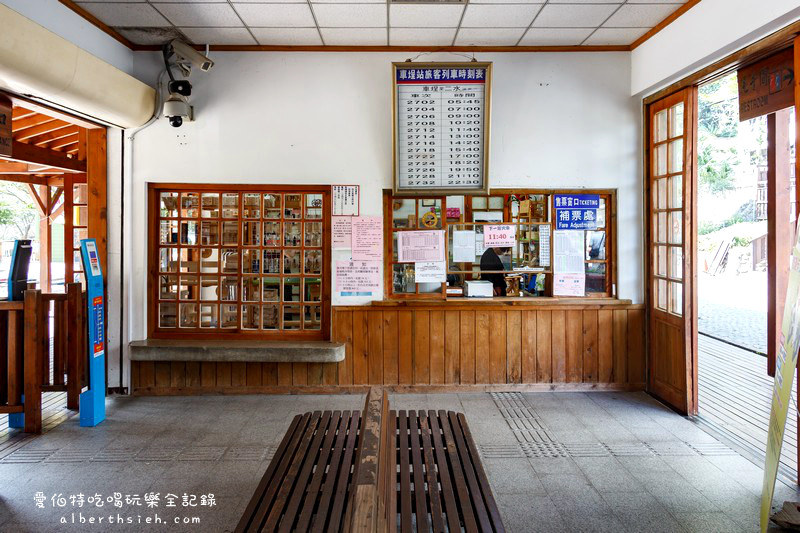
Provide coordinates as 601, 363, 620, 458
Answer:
694, 71, 798, 482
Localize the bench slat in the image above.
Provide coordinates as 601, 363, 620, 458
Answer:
428, 410, 462, 533
296, 410, 348, 532
264, 411, 324, 531
235, 413, 307, 533
325, 412, 360, 533
397, 411, 413, 533
438, 409, 478, 533
278, 411, 334, 533
457, 412, 506, 533
448, 411, 493, 532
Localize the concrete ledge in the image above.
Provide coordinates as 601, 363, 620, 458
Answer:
129, 339, 345, 363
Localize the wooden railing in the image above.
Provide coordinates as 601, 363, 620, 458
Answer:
0, 283, 87, 433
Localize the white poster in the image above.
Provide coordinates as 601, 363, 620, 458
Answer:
452, 230, 476, 262
539, 225, 551, 267
332, 185, 359, 216
553, 230, 585, 274
414, 261, 446, 283
398, 230, 445, 263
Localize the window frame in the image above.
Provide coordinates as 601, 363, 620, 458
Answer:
147, 183, 331, 341
384, 188, 617, 299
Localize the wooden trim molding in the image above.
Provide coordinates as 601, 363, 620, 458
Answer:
630, 0, 703, 50
58, 0, 135, 50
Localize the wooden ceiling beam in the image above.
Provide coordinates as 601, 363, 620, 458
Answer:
24, 125, 79, 146
0, 174, 49, 186
12, 114, 54, 131
47, 133, 79, 151
15, 119, 71, 141
0, 161, 66, 174
7, 96, 102, 130
2, 141, 86, 172
11, 107, 36, 121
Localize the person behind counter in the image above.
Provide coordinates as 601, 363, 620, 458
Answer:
480, 246, 511, 296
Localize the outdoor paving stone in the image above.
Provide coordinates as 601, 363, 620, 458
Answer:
562, 512, 631, 533
495, 494, 569, 533
647, 484, 720, 514
527, 457, 583, 476
537, 473, 594, 495
483, 458, 546, 495
676, 511, 748, 533
612, 507, 688, 533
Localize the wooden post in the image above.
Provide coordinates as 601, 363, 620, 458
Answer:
38, 184, 51, 292
66, 283, 83, 410
767, 110, 792, 379
6, 309, 21, 407
23, 289, 42, 433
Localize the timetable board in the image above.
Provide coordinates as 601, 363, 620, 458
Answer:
393, 62, 491, 195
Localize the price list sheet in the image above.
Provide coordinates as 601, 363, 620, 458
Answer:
394, 63, 491, 194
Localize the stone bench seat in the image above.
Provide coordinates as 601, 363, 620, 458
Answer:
128, 339, 345, 363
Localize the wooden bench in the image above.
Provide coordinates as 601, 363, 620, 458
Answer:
236, 389, 505, 532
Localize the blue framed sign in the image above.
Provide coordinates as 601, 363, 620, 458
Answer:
79, 239, 106, 427
554, 194, 600, 230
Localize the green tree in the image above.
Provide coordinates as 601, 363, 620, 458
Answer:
698, 143, 738, 193
0, 182, 38, 240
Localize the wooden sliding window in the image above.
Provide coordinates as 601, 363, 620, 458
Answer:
148, 185, 330, 340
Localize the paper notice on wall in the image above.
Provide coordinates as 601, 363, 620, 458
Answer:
553, 273, 585, 296
332, 185, 359, 216
553, 230, 585, 274
351, 216, 383, 260
484, 225, 516, 247
453, 230, 476, 262
539, 225, 551, 267
414, 261, 446, 283
398, 230, 444, 263
336, 260, 380, 297
332, 216, 352, 249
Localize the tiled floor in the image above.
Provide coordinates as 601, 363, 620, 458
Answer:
0, 391, 797, 532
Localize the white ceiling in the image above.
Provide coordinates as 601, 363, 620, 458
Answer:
73, 0, 691, 47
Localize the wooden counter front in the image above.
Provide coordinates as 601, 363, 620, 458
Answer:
132, 299, 645, 395
332, 300, 644, 390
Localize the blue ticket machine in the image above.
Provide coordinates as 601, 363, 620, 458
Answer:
7, 240, 33, 428
79, 239, 106, 427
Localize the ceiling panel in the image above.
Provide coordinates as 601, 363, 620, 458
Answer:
389, 4, 465, 28
604, 4, 681, 27
180, 27, 256, 45
312, 4, 387, 28
154, 3, 243, 28
69, 0, 692, 47
519, 27, 594, 46
390, 27, 457, 46
584, 27, 649, 45
455, 28, 526, 46
250, 27, 323, 45
76, 2, 171, 27
460, 4, 542, 28
532, 4, 619, 28
320, 27, 386, 45
233, 3, 316, 27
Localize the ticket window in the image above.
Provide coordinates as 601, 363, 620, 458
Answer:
384, 191, 614, 299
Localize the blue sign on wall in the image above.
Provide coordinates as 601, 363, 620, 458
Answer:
79, 239, 106, 427
554, 194, 600, 230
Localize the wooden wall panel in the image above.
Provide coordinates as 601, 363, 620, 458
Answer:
131, 303, 647, 394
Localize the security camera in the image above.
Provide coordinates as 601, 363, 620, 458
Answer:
167, 79, 191, 97
163, 94, 193, 128
170, 39, 214, 72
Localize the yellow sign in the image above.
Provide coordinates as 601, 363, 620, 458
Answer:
761, 217, 800, 532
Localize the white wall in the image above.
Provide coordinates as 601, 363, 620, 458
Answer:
126, 51, 642, 344
1, 0, 135, 77
631, 0, 800, 96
